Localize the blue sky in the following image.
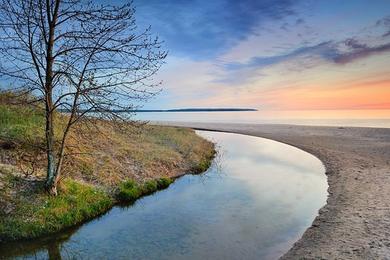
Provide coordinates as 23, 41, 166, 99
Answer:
116, 0, 390, 112
135, 0, 298, 58
0, 0, 387, 118
134, 0, 390, 57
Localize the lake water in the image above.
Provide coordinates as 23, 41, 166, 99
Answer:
0, 131, 328, 259
135, 110, 390, 128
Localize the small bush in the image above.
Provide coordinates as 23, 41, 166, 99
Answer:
121, 179, 137, 189
117, 177, 174, 203
142, 180, 158, 194
117, 180, 142, 202
157, 177, 173, 189
191, 151, 216, 174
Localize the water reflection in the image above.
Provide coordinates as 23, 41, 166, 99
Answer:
0, 231, 65, 259
0, 131, 328, 260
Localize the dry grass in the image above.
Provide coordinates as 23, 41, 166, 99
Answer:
0, 102, 215, 242
0, 103, 215, 188
64, 122, 215, 188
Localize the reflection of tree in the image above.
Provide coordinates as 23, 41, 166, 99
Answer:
0, 226, 76, 258
47, 241, 62, 260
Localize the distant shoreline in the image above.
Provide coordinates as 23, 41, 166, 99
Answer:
58, 108, 258, 113
134, 108, 258, 112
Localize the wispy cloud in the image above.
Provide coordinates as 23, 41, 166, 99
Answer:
135, 0, 299, 58
129, 0, 390, 111
224, 41, 335, 70
376, 15, 390, 37
224, 39, 390, 70
334, 42, 390, 64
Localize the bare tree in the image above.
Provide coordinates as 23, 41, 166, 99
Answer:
0, 0, 167, 195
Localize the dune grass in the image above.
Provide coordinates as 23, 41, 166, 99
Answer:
0, 100, 215, 242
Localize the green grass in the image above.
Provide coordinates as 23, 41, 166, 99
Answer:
117, 179, 141, 201
190, 151, 216, 174
157, 177, 173, 189
0, 177, 113, 242
117, 177, 174, 203
0, 93, 215, 242
0, 173, 176, 242
0, 105, 44, 143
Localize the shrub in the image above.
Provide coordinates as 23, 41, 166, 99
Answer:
157, 177, 173, 189
142, 180, 158, 194
117, 177, 174, 203
117, 180, 142, 202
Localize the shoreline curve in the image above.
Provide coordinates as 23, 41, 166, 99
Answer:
162, 122, 390, 259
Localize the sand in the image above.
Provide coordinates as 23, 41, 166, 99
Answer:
161, 122, 390, 259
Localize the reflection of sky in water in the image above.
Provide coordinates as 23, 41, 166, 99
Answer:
5, 131, 327, 260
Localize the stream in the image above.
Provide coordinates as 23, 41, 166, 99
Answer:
0, 131, 328, 259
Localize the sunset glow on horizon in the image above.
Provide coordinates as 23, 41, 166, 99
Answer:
129, 0, 390, 119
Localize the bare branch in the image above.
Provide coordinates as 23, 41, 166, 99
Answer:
0, 0, 166, 194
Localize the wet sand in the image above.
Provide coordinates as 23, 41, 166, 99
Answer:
161, 122, 390, 259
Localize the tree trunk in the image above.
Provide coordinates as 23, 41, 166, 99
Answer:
45, 102, 58, 196
44, 0, 61, 196
44, 43, 57, 195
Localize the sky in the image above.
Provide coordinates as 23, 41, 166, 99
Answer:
130, 1, 389, 117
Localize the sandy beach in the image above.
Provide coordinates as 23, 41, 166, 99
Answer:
162, 122, 390, 259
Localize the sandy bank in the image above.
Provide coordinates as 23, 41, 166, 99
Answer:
161, 122, 390, 259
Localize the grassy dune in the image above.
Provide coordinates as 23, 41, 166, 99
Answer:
0, 104, 215, 242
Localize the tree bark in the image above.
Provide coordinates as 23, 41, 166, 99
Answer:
44, 0, 61, 196
45, 100, 58, 195
45, 108, 66, 196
